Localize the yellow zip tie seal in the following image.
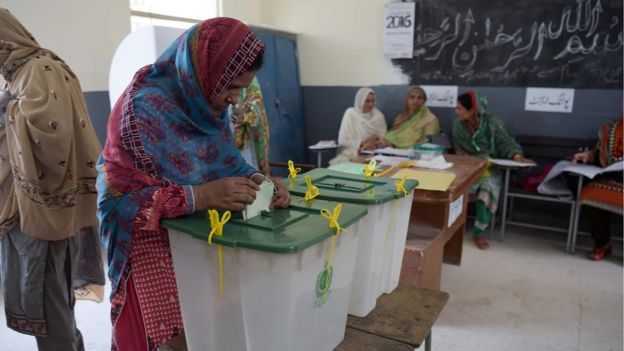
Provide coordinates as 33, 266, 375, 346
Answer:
374, 165, 395, 177
288, 160, 301, 180
364, 159, 377, 177
304, 175, 319, 201
207, 209, 231, 296
320, 203, 344, 303
321, 203, 344, 236
395, 175, 409, 197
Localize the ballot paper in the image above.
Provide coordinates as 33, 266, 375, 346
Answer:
243, 180, 275, 220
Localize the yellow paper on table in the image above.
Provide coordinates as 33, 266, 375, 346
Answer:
391, 168, 456, 192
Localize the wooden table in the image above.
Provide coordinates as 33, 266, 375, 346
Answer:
359, 154, 487, 289
337, 286, 449, 351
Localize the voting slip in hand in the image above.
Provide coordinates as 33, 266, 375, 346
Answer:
243, 180, 276, 220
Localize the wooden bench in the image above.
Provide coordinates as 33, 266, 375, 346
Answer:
336, 328, 413, 351
338, 286, 449, 351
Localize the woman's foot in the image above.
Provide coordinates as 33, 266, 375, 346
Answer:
587, 243, 612, 261
474, 236, 490, 250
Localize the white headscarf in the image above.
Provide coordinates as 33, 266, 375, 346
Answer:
330, 87, 387, 164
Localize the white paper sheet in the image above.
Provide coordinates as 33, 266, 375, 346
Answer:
369, 147, 413, 157
309, 140, 338, 149
243, 180, 275, 220
490, 158, 536, 168
383, 2, 416, 58
415, 155, 453, 170
447, 194, 464, 228
366, 155, 409, 167
524, 87, 575, 113
537, 160, 624, 197
420, 85, 458, 108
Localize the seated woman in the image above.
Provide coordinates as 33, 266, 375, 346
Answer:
452, 90, 532, 250
573, 117, 623, 261
380, 85, 440, 149
329, 87, 387, 165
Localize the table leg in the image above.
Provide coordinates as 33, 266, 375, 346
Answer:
425, 331, 431, 351
499, 168, 511, 241
317, 151, 322, 168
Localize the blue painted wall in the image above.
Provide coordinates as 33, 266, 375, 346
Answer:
83, 91, 111, 145
84, 86, 623, 168
302, 85, 623, 166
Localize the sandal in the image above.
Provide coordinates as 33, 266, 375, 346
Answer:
474, 236, 490, 250
587, 244, 612, 261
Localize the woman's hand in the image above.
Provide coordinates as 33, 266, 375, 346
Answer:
192, 177, 259, 211
270, 177, 290, 209
375, 138, 392, 149
512, 153, 534, 164
359, 136, 380, 151
572, 150, 595, 164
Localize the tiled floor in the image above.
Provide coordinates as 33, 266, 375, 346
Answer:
1, 226, 622, 351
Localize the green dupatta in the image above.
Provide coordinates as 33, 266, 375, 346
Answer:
452, 90, 521, 159
383, 105, 440, 148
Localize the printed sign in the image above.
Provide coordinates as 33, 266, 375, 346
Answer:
421, 85, 459, 108
384, 2, 416, 58
447, 194, 464, 228
525, 88, 575, 113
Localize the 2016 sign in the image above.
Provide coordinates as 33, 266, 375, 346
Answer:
385, 14, 413, 29
384, 2, 416, 58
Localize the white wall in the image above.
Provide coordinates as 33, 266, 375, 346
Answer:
0, 0, 130, 92
1, 0, 401, 89
220, 0, 262, 25
260, 0, 407, 87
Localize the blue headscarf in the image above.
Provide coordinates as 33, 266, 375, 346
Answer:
97, 19, 265, 295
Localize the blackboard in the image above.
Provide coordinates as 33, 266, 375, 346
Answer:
393, 0, 623, 89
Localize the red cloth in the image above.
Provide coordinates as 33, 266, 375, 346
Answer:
192, 18, 266, 104
580, 178, 623, 210
113, 275, 148, 351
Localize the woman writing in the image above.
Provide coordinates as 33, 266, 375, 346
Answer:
452, 90, 532, 250
573, 117, 623, 261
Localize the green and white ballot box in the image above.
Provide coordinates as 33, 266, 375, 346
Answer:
287, 168, 417, 317
163, 196, 367, 351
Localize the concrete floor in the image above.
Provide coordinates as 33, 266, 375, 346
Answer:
1, 226, 622, 351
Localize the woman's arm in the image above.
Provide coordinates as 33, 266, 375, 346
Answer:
572, 149, 597, 164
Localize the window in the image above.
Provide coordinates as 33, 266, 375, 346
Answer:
130, 0, 219, 31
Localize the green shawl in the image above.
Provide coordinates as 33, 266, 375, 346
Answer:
452, 90, 522, 159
